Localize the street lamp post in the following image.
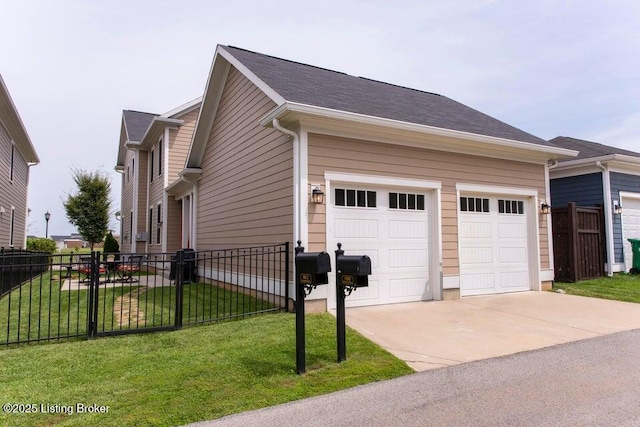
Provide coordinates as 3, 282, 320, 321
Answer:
44, 211, 50, 239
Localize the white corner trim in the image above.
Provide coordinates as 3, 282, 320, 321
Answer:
456, 183, 538, 197
443, 276, 460, 289
299, 130, 309, 247
539, 269, 554, 282
324, 172, 442, 190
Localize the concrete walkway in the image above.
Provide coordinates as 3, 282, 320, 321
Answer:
344, 291, 640, 371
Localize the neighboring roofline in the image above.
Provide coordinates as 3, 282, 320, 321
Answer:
260, 101, 578, 160
0, 75, 40, 164
162, 96, 203, 119
552, 154, 640, 171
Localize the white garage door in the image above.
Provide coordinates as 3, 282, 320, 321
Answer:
459, 195, 530, 296
327, 185, 432, 308
621, 195, 640, 271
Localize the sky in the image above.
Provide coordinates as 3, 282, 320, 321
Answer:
1, 0, 639, 237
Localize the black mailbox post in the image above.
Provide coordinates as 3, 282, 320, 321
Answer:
335, 243, 372, 362
294, 241, 331, 374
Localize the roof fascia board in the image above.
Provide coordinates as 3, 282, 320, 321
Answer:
162, 96, 203, 118
552, 154, 640, 172
217, 46, 286, 105
549, 164, 602, 179
261, 102, 577, 161
186, 48, 231, 168
0, 76, 39, 163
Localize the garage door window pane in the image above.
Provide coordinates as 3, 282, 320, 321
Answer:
389, 193, 398, 209
399, 193, 407, 209
417, 195, 425, 210
335, 189, 345, 206
408, 194, 416, 209
460, 197, 468, 212
357, 190, 366, 207
368, 191, 377, 208
346, 190, 356, 206
518, 201, 524, 214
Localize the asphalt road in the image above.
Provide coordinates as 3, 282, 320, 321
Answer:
188, 329, 640, 427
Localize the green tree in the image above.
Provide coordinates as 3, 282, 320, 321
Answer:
63, 169, 111, 250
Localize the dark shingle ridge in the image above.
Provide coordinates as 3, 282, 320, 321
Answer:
227, 45, 349, 76
223, 45, 547, 146
356, 76, 442, 97
550, 136, 640, 161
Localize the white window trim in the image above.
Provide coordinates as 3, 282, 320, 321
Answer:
9, 206, 15, 247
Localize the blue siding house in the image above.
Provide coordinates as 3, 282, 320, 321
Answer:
549, 136, 640, 274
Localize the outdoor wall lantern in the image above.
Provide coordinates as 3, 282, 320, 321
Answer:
115, 211, 122, 221
311, 185, 325, 205
613, 201, 623, 215
540, 202, 551, 215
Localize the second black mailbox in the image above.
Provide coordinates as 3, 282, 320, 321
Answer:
336, 254, 371, 288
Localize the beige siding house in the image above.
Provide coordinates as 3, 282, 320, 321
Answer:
115, 98, 201, 255
0, 75, 39, 248
182, 45, 577, 311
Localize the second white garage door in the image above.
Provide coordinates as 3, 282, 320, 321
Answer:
459, 195, 531, 296
621, 194, 640, 271
327, 185, 433, 308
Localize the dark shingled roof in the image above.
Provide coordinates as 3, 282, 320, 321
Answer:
123, 110, 157, 142
224, 46, 548, 146
549, 136, 640, 162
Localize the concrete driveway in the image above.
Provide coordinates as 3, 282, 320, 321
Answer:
344, 291, 640, 371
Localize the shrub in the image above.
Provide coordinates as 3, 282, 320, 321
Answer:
26, 237, 57, 254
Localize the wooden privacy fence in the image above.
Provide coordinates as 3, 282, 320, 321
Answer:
552, 203, 605, 282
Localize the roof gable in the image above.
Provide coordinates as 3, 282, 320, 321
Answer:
223, 46, 548, 146
122, 110, 157, 142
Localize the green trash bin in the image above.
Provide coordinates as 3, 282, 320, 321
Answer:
627, 238, 640, 274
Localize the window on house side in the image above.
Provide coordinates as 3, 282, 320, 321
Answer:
10, 143, 14, 181
149, 207, 153, 244
150, 149, 155, 183
156, 203, 162, 244
158, 139, 163, 177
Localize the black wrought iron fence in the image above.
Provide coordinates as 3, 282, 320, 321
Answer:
0, 243, 290, 347
0, 248, 50, 296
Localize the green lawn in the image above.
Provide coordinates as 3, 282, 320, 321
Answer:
553, 274, 640, 303
0, 313, 413, 427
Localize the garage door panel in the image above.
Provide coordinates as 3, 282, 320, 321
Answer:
389, 249, 428, 268
498, 247, 527, 263
460, 222, 491, 238
460, 247, 493, 264
389, 220, 428, 239
334, 218, 379, 238
389, 277, 430, 298
498, 222, 527, 239
346, 280, 380, 303
500, 271, 529, 288
461, 273, 496, 292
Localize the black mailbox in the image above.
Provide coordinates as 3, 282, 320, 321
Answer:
337, 255, 371, 288
295, 251, 331, 286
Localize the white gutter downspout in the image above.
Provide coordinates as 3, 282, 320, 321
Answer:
596, 161, 615, 276
272, 119, 301, 246
545, 160, 559, 279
